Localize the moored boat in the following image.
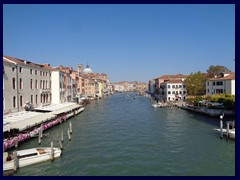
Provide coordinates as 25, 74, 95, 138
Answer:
213, 128, 235, 139
3, 147, 62, 171
152, 102, 163, 108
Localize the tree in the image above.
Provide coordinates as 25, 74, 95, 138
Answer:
185, 71, 207, 96
206, 65, 231, 78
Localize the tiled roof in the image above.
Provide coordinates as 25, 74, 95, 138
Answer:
3, 55, 54, 70
208, 72, 235, 81
163, 80, 185, 84
155, 74, 189, 80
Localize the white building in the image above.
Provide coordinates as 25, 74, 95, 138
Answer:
160, 80, 187, 101
206, 72, 235, 95
3, 56, 51, 114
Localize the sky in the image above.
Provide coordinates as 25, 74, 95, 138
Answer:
3, 4, 235, 83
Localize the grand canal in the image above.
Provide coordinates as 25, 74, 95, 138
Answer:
13, 93, 235, 176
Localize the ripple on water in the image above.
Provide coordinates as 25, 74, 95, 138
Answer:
14, 93, 235, 176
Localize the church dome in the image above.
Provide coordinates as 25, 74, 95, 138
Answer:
83, 64, 93, 74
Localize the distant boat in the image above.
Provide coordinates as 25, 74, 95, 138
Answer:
152, 102, 163, 108
3, 147, 62, 171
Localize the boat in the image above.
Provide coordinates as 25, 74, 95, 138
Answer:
214, 121, 235, 139
3, 147, 62, 171
213, 128, 235, 139
152, 102, 163, 108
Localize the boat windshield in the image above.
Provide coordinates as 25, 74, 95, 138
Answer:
37, 149, 46, 154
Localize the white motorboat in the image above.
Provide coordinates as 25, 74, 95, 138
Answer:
214, 128, 235, 139
152, 102, 162, 108
3, 147, 62, 171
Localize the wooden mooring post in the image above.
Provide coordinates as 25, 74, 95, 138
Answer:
50, 141, 54, 161
61, 129, 64, 142
220, 115, 223, 139
13, 150, 18, 172
68, 128, 71, 141
69, 121, 72, 134
226, 123, 229, 141
38, 129, 42, 145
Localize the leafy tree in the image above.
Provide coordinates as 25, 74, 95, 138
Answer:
185, 71, 207, 96
206, 65, 231, 78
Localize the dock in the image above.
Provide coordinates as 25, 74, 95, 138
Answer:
3, 102, 85, 151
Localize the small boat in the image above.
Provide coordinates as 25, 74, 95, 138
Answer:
152, 102, 162, 108
3, 147, 62, 171
214, 128, 235, 139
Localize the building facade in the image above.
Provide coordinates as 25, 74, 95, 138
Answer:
161, 80, 187, 101
3, 56, 52, 114
206, 72, 235, 95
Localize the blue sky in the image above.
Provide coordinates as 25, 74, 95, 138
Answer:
3, 4, 235, 83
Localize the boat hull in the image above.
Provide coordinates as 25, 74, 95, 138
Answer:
3, 147, 61, 171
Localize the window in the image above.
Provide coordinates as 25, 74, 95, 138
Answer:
207, 89, 209, 93
172, 91, 175, 94
30, 69, 33, 74
168, 91, 171, 94
13, 96, 16, 108
35, 80, 38, 89
183, 91, 186, 94
12, 67, 15, 71
216, 81, 223, 86
35, 70, 37, 75
43, 81, 45, 89
179, 91, 182, 94
40, 71, 42, 76
179, 85, 182, 88
172, 85, 175, 88
183, 85, 186, 88
20, 96, 23, 107
46, 81, 48, 89
50, 81, 51, 89
30, 79, 33, 89
36, 95, 38, 104
43, 72, 45, 76
213, 82, 215, 86
40, 80, 42, 89
20, 78, 23, 89
168, 85, 170, 88
31, 95, 33, 104
176, 85, 178, 89
19, 67, 22, 73
207, 82, 209, 86
12, 78, 16, 89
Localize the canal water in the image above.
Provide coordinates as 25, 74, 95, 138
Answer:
13, 92, 235, 176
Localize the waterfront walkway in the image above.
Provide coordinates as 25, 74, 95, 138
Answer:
3, 102, 83, 133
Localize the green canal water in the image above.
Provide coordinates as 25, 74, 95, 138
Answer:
13, 92, 235, 176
